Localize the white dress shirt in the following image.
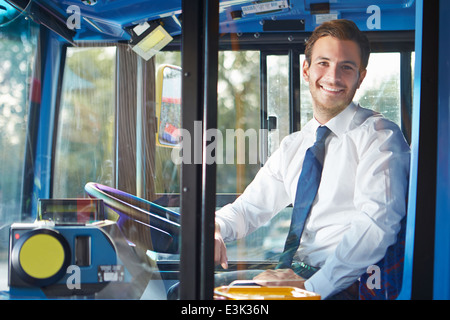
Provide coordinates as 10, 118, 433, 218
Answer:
215, 102, 410, 299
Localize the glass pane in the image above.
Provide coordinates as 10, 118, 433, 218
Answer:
300, 55, 315, 129
220, 52, 291, 262
53, 47, 116, 198
153, 51, 182, 263
154, 51, 182, 199
222, 54, 292, 262
0, 17, 37, 291
266, 54, 290, 156
217, 51, 261, 194
355, 52, 401, 126
154, 51, 261, 198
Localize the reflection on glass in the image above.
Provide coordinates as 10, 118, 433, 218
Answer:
49, 47, 175, 300
219, 52, 292, 263
155, 51, 181, 197
154, 51, 262, 197
0, 0, 30, 27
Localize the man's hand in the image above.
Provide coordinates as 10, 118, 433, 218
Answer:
253, 269, 306, 289
214, 222, 228, 269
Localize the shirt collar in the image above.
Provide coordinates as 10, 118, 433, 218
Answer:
311, 102, 358, 139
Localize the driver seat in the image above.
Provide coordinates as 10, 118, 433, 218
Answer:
358, 215, 407, 300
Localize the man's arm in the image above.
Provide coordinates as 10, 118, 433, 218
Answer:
214, 134, 296, 270
214, 134, 294, 242
214, 222, 228, 269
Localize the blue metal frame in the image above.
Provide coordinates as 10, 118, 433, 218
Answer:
397, 0, 423, 299
30, 28, 66, 219
219, 0, 415, 34
399, 0, 443, 300
433, 0, 450, 300
14, 0, 417, 42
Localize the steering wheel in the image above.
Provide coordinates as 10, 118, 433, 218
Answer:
84, 182, 180, 254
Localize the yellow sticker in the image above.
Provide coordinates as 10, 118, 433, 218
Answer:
19, 234, 66, 279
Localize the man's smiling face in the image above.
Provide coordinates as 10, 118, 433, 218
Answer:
302, 36, 367, 123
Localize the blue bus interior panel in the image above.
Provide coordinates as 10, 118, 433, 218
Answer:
434, 0, 450, 300
6, 0, 415, 43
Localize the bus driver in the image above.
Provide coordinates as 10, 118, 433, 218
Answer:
214, 19, 410, 300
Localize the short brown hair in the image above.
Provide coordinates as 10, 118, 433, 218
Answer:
305, 19, 370, 71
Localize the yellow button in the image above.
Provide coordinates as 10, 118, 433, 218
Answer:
19, 234, 66, 279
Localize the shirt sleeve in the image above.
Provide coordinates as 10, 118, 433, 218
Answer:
215, 137, 293, 242
305, 117, 410, 299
